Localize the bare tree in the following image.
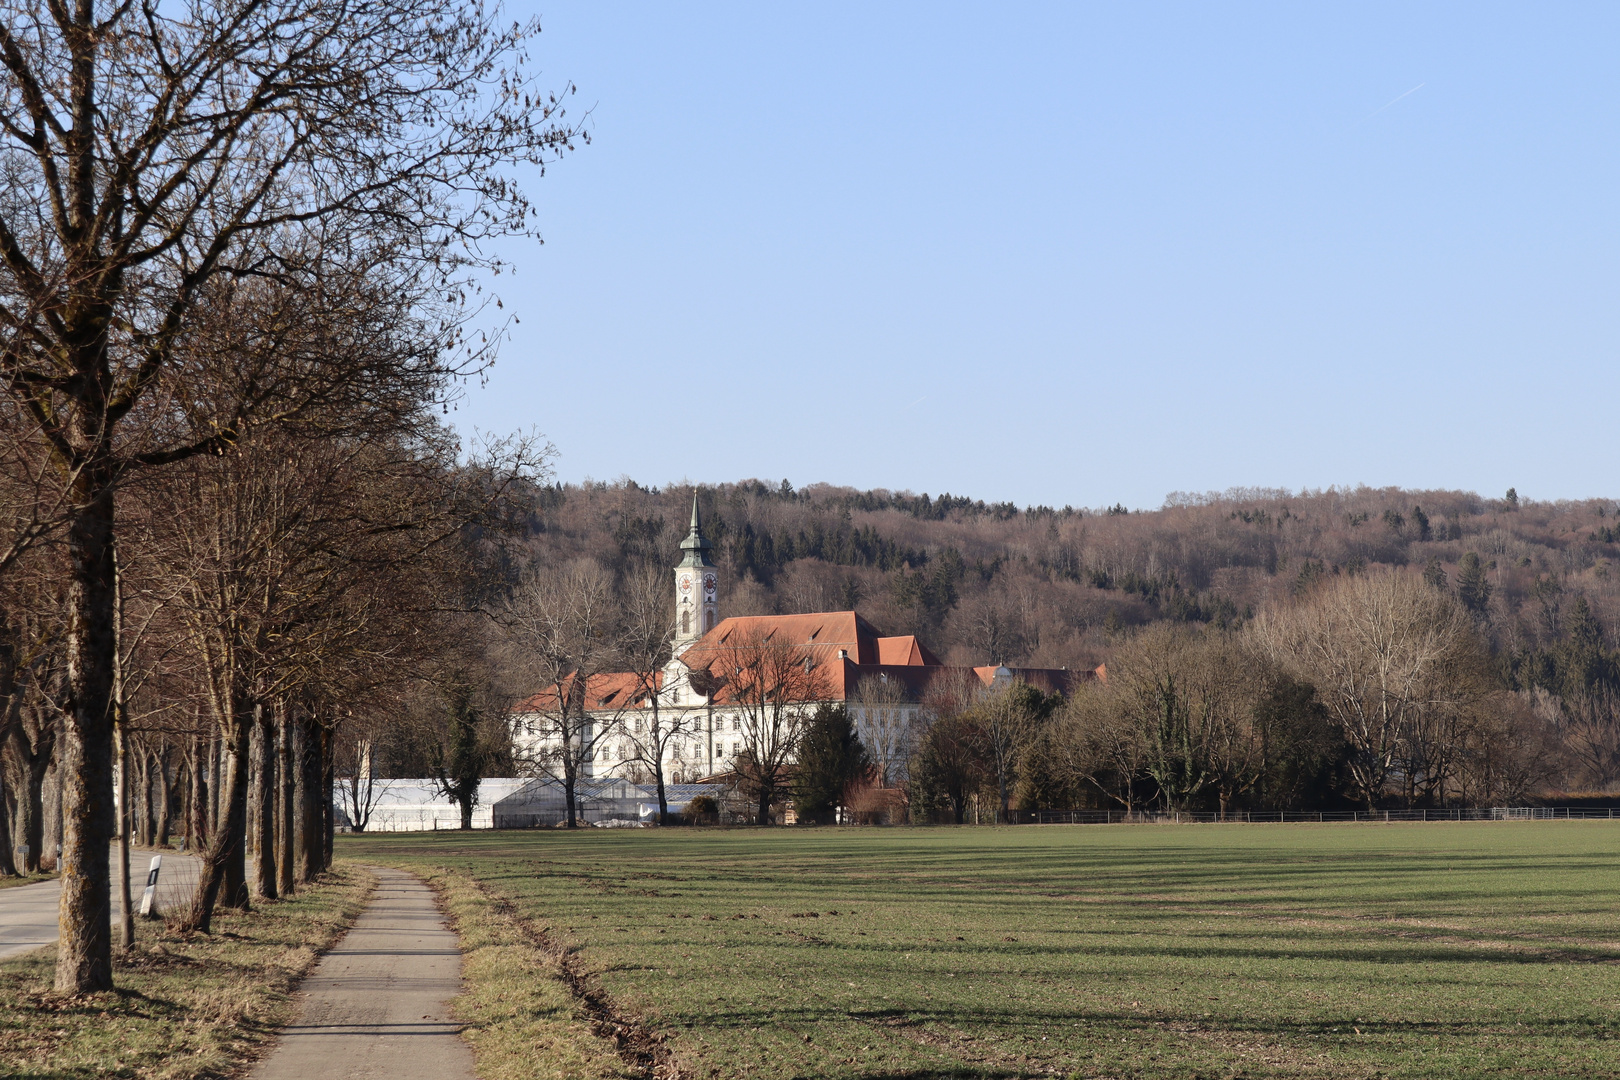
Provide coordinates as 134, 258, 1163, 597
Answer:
502, 560, 622, 828
952, 593, 1029, 666
1454, 691, 1558, 805
971, 684, 1036, 823
1184, 634, 1266, 818
614, 566, 684, 823
1092, 626, 1215, 812
0, 0, 583, 990
127, 420, 514, 927
1251, 570, 1482, 811
1055, 683, 1149, 815
850, 674, 912, 785
1551, 684, 1620, 791
334, 734, 392, 834
687, 627, 827, 825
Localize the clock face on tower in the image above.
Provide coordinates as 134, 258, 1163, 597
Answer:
678, 574, 693, 594
702, 573, 717, 598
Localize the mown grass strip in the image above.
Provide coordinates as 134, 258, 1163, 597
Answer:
0, 873, 55, 891
420, 865, 635, 1079
0, 862, 374, 1079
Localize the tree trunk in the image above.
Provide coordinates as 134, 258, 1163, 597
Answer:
188, 734, 207, 852
55, 465, 120, 991
208, 736, 222, 836
115, 723, 135, 949
15, 740, 50, 874
156, 753, 173, 848
757, 777, 772, 827
221, 727, 249, 908
43, 761, 61, 871
653, 707, 669, 824
321, 724, 334, 868
295, 708, 323, 883
246, 715, 262, 861
292, 710, 311, 881
0, 770, 16, 877
249, 705, 277, 899
563, 750, 578, 829
276, 706, 295, 896
0, 640, 15, 877
186, 716, 252, 932
136, 750, 154, 847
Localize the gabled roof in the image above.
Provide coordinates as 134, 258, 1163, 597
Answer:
874, 635, 941, 666
684, 611, 885, 666
514, 671, 662, 713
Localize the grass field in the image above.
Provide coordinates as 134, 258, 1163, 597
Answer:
346, 823, 1620, 1080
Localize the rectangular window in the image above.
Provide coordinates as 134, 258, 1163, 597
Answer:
732, 717, 741, 731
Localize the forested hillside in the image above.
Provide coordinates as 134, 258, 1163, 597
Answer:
515, 478, 1619, 683
495, 477, 1620, 809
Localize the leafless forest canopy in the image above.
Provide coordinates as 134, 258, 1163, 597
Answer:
522, 478, 1619, 679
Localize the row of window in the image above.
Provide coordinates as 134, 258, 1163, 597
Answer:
629, 715, 745, 733
597, 742, 742, 763
857, 708, 915, 728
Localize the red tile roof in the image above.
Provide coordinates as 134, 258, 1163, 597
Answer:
514, 671, 661, 713
676, 612, 1099, 704
514, 612, 1102, 713
874, 635, 941, 666
689, 610, 882, 663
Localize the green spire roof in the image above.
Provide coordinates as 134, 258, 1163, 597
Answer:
678, 493, 714, 568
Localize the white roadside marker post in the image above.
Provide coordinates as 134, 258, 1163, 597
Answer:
138, 855, 162, 917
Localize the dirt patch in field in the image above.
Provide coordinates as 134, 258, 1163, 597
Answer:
865, 1014, 1068, 1077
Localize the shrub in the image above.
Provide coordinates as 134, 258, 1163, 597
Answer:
684, 795, 718, 825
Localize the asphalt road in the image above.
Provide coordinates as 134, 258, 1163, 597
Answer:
0, 848, 202, 961
249, 866, 476, 1080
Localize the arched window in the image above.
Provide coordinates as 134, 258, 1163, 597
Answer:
704, 610, 715, 632
682, 610, 690, 634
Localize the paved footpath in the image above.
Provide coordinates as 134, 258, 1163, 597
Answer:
250, 866, 476, 1080
0, 848, 201, 960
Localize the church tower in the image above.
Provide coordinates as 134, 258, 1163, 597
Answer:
673, 494, 719, 655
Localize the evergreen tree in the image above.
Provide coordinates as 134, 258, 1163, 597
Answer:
1455, 552, 1493, 617
431, 680, 487, 830
1252, 675, 1351, 810
909, 713, 988, 824
1559, 596, 1613, 698
1411, 505, 1432, 542
1422, 557, 1448, 591
792, 704, 870, 825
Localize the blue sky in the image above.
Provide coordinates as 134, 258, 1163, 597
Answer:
457, 2, 1620, 509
